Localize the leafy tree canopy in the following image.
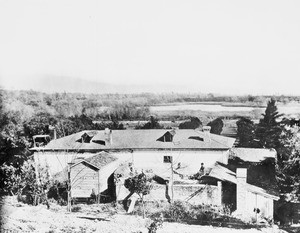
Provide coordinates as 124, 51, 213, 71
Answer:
207, 117, 223, 135
178, 117, 202, 129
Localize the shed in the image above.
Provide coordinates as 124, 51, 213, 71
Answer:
70, 152, 120, 199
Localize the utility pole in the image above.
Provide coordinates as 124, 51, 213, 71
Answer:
170, 155, 174, 203
67, 163, 72, 212
97, 171, 100, 204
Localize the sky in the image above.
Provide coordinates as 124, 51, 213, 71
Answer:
0, 0, 300, 95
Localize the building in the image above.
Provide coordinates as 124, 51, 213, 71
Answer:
202, 148, 279, 220
32, 128, 235, 177
31, 128, 279, 219
70, 152, 119, 200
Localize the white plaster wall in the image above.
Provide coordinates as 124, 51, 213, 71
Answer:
34, 151, 94, 176
132, 150, 228, 175
33, 150, 228, 177
246, 191, 274, 219
34, 151, 131, 176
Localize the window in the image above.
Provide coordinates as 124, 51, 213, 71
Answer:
92, 140, 106, 145
188, 136, 204, 141
163, 156, 172, 163
157, 131, 175, 142
76, 133, 93, 143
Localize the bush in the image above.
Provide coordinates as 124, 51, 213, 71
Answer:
71, 206, 82, 212
147, 215, 163, 233
47, 180, 68, 205
3, 160, 52, 206
133, 200, 248, 226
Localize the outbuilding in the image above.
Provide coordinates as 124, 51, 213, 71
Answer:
69, 152, 123, 201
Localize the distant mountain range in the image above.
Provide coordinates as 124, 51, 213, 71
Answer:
2, 76, 195, 94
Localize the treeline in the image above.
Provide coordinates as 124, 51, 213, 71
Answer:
2, 89, 300, 121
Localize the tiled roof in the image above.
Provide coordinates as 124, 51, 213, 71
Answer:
34, 129, 236, 151
229, 148, 276, 162
84, 151, 118, 169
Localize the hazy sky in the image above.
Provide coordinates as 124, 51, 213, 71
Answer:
0, 0, 300, 94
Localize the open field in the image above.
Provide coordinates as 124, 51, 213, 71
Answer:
0, 196, 290, 233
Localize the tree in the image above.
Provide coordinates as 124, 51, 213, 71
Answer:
94, 120, 125, 130
0, 110, 30, 166
137, 116, 162, 129
207, 117, 223, 135
236, 117, 257, 148
276, 126, 300, 197
23, 112, 58, 142
124, 173, 153, 218
178, 117, 202, 129
255, 99, 283, 149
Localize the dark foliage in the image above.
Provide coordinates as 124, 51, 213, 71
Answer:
207, 117, 223, 135
255, 99, 283, 149
178, 117, 202, 129
124, 172, 153, 218
236, 117, 257, 148
136, 116, 163, 129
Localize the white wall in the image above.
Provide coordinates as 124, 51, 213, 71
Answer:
34, 151, 94, 176
246, 191, 274, 219
131, 150, 229, 175
34, 151, 131, 176
33, 149, 228, 177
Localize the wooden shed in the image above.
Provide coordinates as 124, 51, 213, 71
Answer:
70, 152, 120, 199
71, 160, 100, 198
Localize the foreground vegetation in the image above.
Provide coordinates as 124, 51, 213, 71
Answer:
1, 196, 287, 233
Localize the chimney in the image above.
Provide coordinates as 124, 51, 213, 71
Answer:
236, 168, 247, 213
104, 128, 112, 145
203, 126, 211, 142
49, 125, 57, 140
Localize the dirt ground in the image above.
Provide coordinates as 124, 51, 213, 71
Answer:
0, 196, 289, 233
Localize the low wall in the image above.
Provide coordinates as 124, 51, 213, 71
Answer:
116, 182, 221, 205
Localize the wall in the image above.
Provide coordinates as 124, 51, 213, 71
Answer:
33, 151, 131, 176
116, 182, 221, 206
246, 191, 274, 220
70, 163, 99, 198
34, 151, 95, 176
131, 150, 229, 175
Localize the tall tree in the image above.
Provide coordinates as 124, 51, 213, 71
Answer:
255, 99, 283, 149
236, 117, 257, 148
276, 127, 300, 197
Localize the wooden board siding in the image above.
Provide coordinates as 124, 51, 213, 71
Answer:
70, 162, 99, 198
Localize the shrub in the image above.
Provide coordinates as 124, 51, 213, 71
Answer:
137, 200, 248, 226
47, 180, 68, 205
5, 160, 52, 206
147, 215, 163, 233
71, 206, 81, 212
